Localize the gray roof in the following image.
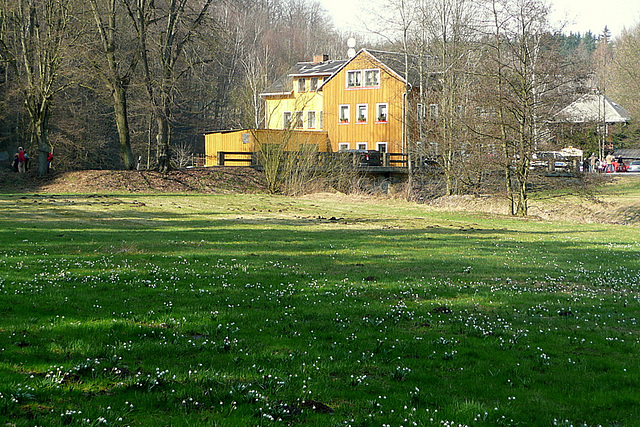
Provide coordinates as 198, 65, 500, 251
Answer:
261, 60, 347, 96
262, 49, 438, 96
553, 93, 631, 123
613, 149, 640, 159
367, 49, 437, 86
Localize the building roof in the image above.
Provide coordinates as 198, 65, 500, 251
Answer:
260, 60, 347, 96
553, 93, 631, 124
613, 149, 640, 159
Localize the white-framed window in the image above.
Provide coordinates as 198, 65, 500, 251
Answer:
310, 77, 319, 91
364, 69, 380, 87
339, 104, 350, 123
376, 142, 387, 153
242, 133, 250, 144
338, 142, 350, 151
357, 142, 367, 150
295, 111, 303, 128
346, 70, 362, 88
283, 111, 292, 129
417, 103, 426, 120
429, 104, 439, 118
377, 103, 388, 122
356, 104, 368, 123
298, 78, 306, 92
307, 111, 317, 129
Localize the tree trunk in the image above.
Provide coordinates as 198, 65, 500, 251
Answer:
90, 0, 137, 170
32, 115, 50, 177
515, 168, 528, 216
156, 112, 170, 174
112, 83, 136, 170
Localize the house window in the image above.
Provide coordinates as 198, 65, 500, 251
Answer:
295, 111, 303, 128
429, 104, 439, 118
298, 78, 306, 92
319, 111, 323, 129
346, 70, 362, 88
283, 111, 292, 129
357, 142, 367, 150
417, 103, 426, 120
310, 77, 319, 91
338, 142, 350, 151
356, 104, 368, 123
377, 103, 388, 122
364, 69, 380, 87
308, 111, 317, 129
339, 104, 350, 123
376, 142, 387, 153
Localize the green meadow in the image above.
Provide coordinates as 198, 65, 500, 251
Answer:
1, 187, 639, 426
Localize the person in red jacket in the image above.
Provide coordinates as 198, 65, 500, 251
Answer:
17, 147, 26, 173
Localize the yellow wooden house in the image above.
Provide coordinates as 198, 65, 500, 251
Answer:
204, 129, 331, 167
320, 49, 413, 154
205, 49, 432, 165
261, 54, 347, 131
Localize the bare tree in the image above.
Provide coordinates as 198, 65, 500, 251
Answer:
87, 0, 137, 170
0, 0, 75, 176
124, 0, 213, 173
418, 0, 478, 195
478, 0, 565, 216
610, 24, 640, 117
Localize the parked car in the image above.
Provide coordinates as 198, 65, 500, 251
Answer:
616, 161, 629, 173
342, 149, 382, 166
530, 151, 568, 170
627, 160, 640, 172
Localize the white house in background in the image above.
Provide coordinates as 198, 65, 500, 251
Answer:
553, 93, 631, 124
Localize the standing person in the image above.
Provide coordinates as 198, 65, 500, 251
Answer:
611, 157, 619, 173
17, 147, 26, 173
589, 153, 597, 173
12, 153, 19, 172
605, 153, 614, 173
47, 151, 53, 173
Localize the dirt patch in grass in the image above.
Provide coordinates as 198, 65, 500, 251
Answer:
0, 167, 267, 194
2, 167, 639, 224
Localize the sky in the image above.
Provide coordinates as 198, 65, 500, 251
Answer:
319, 0, 640, 38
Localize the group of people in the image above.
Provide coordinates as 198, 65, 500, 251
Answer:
12, 147, 29, 173
12, 147, 53, 173
588, 153, 626, 173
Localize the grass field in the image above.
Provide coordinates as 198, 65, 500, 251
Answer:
1, 187, 639, 426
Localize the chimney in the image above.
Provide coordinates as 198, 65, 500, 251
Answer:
313, 54, 329, 63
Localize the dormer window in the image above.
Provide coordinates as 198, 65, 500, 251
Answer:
298, 78, 306, 92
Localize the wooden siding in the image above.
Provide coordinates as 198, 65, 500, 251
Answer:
322, 51, 406, 153
264, 77, 325, 130
204, 129, 331, 166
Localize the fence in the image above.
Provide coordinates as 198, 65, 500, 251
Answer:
213, 151, 412, 168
